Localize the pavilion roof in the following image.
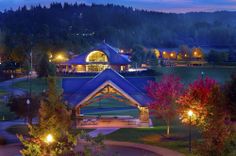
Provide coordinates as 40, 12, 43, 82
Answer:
64, 43, 131, 65
65, 69, 152, 107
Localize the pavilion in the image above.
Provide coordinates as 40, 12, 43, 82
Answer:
62, 43, 131, 73
63, 68, 154, 128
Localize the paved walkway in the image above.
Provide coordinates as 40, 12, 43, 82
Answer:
0, 74, 37, 97
0, 120, 28, 144
104, 140, 185, 156
88, 128, 119, 137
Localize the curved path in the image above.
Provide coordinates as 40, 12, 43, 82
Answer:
0, 73, 37, 97
0, 120, 28, 144
104, 140, 184, 156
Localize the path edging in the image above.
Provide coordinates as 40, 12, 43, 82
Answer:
104, 140, 185, 156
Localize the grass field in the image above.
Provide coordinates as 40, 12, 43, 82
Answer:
6, 125, 94, 137
155, 66, 236, 84
12, 77, 62, 95
0, 89, 7, 96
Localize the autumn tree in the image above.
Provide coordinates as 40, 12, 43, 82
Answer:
197, 85, 231, 156
177, 77, 232, 155
146, 74, 183, 136
224, 73, 236, 121
177, 77, 216, 126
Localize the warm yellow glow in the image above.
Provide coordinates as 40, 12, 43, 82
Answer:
163, 51, 166, 55
194, 51, 197, 56
44, 134, 54, 144
188, 110, 193, 117
86, 51, 108, 62
154, 49, 160, 58
185, 54, 188, 57
56, 54, 63, 60
170, 53, 174, 57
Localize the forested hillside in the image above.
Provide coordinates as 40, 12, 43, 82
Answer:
0, 3, 236, 57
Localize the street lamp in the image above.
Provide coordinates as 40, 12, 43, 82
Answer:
201, 71, 204, 79
44, 134, 54, 144
11, 74, 14, 96
188, 110, 193, 152
26, 99, 30, 123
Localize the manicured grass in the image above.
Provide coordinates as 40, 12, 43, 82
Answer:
106, 125, 200, 156
155, 66, 236, 84
6, 124, 94, 137
13, 77, 62, 95
0, 89, 7, 96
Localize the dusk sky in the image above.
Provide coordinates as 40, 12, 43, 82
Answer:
0, 0, 236, 13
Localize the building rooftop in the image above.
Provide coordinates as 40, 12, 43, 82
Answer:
65, 43, 131, 65
64, 68, 153, 107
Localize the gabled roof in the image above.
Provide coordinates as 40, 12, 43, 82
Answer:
66, 68, 151, 107
65, 43, 131, 65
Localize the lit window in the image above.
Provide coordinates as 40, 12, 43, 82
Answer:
86, 51, 108, 62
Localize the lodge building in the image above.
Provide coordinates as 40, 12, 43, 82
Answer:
62, 43, 131, 73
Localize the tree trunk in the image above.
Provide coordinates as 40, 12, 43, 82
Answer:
166, 121, 170, 136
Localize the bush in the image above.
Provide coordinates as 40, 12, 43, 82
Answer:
0, 136, 7, 145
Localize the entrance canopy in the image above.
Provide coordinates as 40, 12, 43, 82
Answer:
65, 69, 152, 108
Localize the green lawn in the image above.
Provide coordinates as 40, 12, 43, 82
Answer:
155, 66, 236, 84
13, 77, 62, 95
85, 107, 201, 155
0, 89, 7, 96
105, 115, 201, 156
6, 124, 94, 137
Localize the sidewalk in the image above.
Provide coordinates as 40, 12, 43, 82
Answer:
88, 128, 119, 137
104, 140, 185, 156
0, 120, 28, 144
0, 74, 37, 97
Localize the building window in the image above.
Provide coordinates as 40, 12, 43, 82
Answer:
86, 64, 108, 72
86, 51, 108, 62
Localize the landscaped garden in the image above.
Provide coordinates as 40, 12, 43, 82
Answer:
1, 66, 235, 156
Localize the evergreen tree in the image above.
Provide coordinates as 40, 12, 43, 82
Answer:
18, 77, 75, 156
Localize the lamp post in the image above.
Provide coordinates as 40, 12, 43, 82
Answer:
201, 71, 204, 79
45, 134, 54, 144
11, 74, 14, 96
44, 134, 54, 156
188, 110, 193, 152
26, 99, 30, 124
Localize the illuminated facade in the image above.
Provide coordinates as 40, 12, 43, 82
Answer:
63, 43, 131, 73
63, 68, 153, 127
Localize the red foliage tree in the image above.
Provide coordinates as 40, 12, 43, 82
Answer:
177, 77, 232, 155
177, 77, 216, 126
146, 74, 183, 135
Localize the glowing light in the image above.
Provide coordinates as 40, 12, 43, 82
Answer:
185, 54, 188, 57
163, 51, 166, 54
194, 51, 197, 56
120, 49, 124, 53
188, 110, 193, 117
170, 53, 174, 57
44, 134, 54, 144
56, 54, 63, 60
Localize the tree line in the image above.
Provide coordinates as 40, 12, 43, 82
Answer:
0, 3, 236, 71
